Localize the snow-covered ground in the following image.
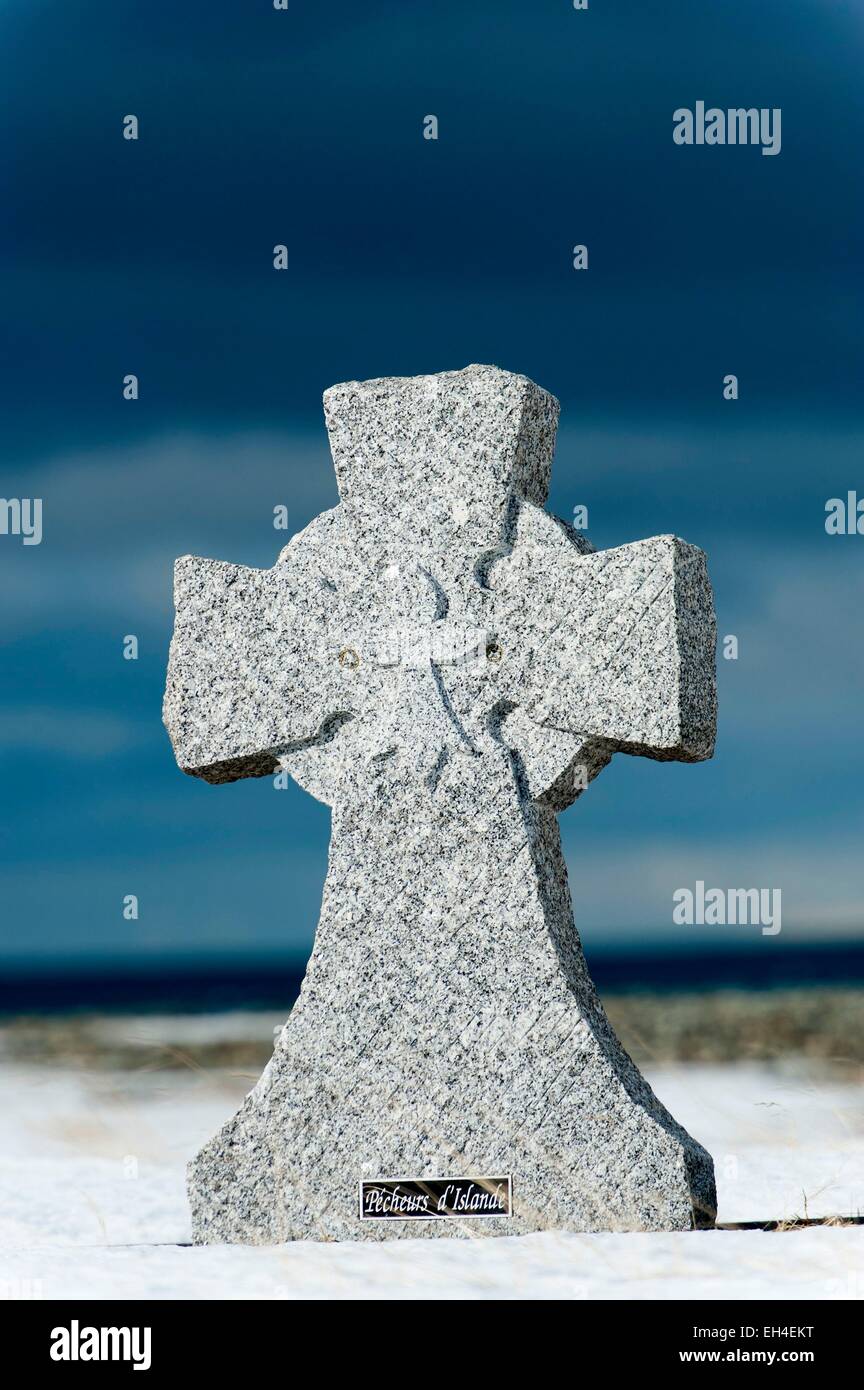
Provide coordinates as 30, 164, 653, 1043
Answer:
1, 1017, 862, 1299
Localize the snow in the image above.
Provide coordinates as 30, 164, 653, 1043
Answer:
1, 1029, 862, 1300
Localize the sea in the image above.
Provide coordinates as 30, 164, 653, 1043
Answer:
2, 939, 863, 1016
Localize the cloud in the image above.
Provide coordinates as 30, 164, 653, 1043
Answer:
0, 845, 325, 963
0, 429, 338, 631
6, 417, 863, 630
0, 709, 149, 758
2, 820, 860, 966
563, 829, 864, 945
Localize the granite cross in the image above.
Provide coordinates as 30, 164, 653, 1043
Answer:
164, 365, 718, 1242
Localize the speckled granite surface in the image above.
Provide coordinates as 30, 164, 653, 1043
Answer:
163, 365, 718, 1242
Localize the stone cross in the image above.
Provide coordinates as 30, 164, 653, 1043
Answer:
164, 365, 718, 1243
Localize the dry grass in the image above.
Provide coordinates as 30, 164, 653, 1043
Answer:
2, 987, 863, 1076
605, 987, 864, 1074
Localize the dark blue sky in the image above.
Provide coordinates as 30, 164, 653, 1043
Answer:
2, 1, 863, 967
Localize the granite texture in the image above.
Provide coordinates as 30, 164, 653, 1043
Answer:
163, 365, 718, 1242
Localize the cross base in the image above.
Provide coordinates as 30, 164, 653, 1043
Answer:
188, 792, 715, 1242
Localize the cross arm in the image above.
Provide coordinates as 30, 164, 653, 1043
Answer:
495, 533, 716, 761
163, 550, 346, 784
